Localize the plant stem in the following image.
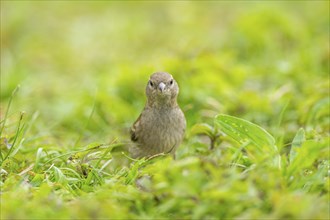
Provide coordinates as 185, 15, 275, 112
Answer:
1, 111, 25, 165
0, 85, 20, 136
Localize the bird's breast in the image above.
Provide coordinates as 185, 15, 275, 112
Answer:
139, 107, 185, 152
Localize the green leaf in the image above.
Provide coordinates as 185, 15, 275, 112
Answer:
306, 97, 330, 126
286, 137, 329, 184
30, 173, 45, 187
215, 114, 276, 152
190, 123, 215, 138
52, 166, 67, 185
289, 128, 305, 163
34, 148, 44, 172
215, 114, 280, 167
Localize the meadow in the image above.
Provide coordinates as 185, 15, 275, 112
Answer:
1, 1, 329, 219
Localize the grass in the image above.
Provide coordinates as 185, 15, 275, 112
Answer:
1, 1, 329, 219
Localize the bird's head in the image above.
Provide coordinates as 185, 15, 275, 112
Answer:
146, 72, 179, 108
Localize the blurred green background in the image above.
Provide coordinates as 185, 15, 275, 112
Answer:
1, 1, 329, 219
2, 1, 328, 144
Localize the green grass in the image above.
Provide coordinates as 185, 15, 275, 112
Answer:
1, 1, 329, 219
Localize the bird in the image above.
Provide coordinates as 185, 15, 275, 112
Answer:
129, 72, 186, 159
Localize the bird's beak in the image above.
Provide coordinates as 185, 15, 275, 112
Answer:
158, 82, 166, 93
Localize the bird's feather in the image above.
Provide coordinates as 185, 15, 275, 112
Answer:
130, 113, 141, 142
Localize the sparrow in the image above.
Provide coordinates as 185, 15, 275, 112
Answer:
130, 72, 186, 158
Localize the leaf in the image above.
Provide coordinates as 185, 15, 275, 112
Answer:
190, 123, 215, 138
30, 173, 45, 187
52, 166, 67, 185
289, 128, 305, 163
286, 137, 328, 183
34, 148, 44, 172
306, 97, 330, 126
215, 114, 280, 167
215, 114, 276, 152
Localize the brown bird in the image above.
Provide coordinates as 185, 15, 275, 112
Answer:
130, 72, 186, 158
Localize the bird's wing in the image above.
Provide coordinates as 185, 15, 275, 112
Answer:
130, 113, 142, 142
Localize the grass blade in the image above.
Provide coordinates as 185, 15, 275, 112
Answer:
0, 85, 20, 136
289, 128, 305, 163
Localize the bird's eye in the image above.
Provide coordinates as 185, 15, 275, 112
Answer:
149, 80, 154, 87
169, 79, 174, 85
